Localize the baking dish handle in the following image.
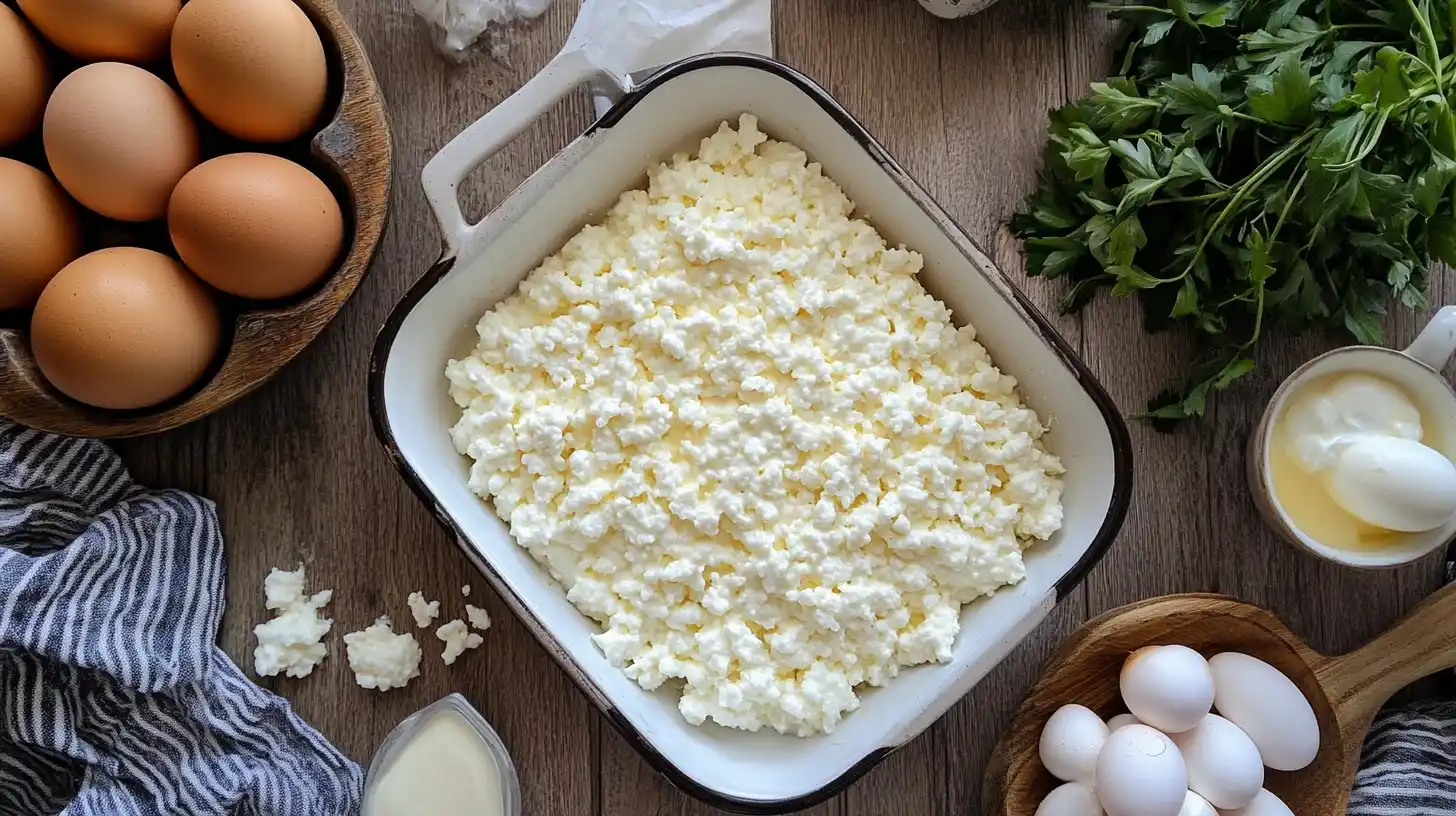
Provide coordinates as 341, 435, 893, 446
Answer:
422, 47, 631, 257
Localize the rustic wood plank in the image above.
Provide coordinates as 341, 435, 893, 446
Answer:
598, 726, 846, 816
777, 0, 949, 185
114, 424, 209, 498
930, 2, 1086, 814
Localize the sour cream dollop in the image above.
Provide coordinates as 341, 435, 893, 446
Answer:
1281, 374, 1456, 533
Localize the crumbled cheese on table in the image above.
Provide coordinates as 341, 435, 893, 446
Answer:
436, 619, 483, 665
461, 584, 471, 597
465, 604, 491, 631
344, 616, 421, 691
252, 566, 333, 679
406, 591, 440, 628
445, 114, 1065, 736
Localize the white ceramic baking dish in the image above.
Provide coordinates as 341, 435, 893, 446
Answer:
370, 51, 1132, 814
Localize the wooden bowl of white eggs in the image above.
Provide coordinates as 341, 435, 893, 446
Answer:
984, 589, 1456, 816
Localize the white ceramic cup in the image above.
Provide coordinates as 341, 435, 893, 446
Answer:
1248, 306, 1456, 568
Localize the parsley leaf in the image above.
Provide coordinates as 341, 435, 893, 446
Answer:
1247, 56, 1316, 125
1087, 80, 1161, 133
1016, 0, 1447, 424
1241, 16, 1323, 63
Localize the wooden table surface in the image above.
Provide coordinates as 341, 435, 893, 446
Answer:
117, 1, 1455, 814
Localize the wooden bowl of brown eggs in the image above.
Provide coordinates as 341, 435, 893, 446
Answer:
0, 0, 390, 438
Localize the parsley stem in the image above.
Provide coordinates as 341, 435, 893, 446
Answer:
1271, 169, 1307, 242
1247, 278, 1267, 346
1408, 0, 1445, 94
1168, 130, 1316, 286
1450, 3, 1456, 68
1328, 109, 1390, 171
1089, 3, 1174, 14
1225, 109, 1296, 130
1147, 190, 1231, 206
1246, 168, 1307, 348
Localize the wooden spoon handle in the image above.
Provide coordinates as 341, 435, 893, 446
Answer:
1319, 581, 1456, 741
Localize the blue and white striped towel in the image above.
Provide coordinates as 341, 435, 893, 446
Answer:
1347, 552, 1456, 816
1350, 698, 1456, 815
0, 421, 362, 815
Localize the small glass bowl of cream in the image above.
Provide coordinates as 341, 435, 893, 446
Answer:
1249, 306, 1456, 568
362, 693, 521, 816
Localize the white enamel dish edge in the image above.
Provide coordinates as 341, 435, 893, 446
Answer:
369, 52, 1132, 814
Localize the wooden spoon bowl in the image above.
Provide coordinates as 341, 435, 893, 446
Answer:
984, 587, 1456, 815
0, 0, 390, 438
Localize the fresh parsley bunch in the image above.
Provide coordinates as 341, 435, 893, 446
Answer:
1014, 0, 1456, 422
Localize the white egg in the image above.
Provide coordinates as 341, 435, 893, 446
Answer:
1177, 791, 1216, 816
1169, 714, 1262, 809
1036, 781, 1103, 816
1219, 788, 1295, 816
1120, 645, 1215, 733
1039, 704, 1110, 782
1209, 653, 1320, 771
1107, 713, 1142, 732
1326, 436, 1456, 532
1093, 724, 1188, 816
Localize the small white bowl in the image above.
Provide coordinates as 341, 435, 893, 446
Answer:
363, 693, 521, 816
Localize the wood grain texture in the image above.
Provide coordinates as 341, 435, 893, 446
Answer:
106, 1, 1454, 815
987, 587, 1456, 816
0, 0, 392, 438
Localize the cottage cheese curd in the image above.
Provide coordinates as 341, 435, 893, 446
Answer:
465, 604, 492, 631
407, 591, 441, 628
446, 115, 1064, 736
253, 566, 333, 679
436, 619, 484, 665
345, 616, 422, 691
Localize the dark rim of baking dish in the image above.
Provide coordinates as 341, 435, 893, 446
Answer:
368, 52, 1133, 816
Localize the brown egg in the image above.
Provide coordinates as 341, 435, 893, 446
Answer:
31, 247, 221, 410
171, 0, 329, 143
17, 0, 179, 62
0, 159, 82, 311
43, 63, 199, 222
169, 153, 343, 300
0, 6, 48, 147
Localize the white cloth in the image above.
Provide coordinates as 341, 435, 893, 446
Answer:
576, 0, 773, 115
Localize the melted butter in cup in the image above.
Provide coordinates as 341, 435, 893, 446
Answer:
363, 694, 521, 816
